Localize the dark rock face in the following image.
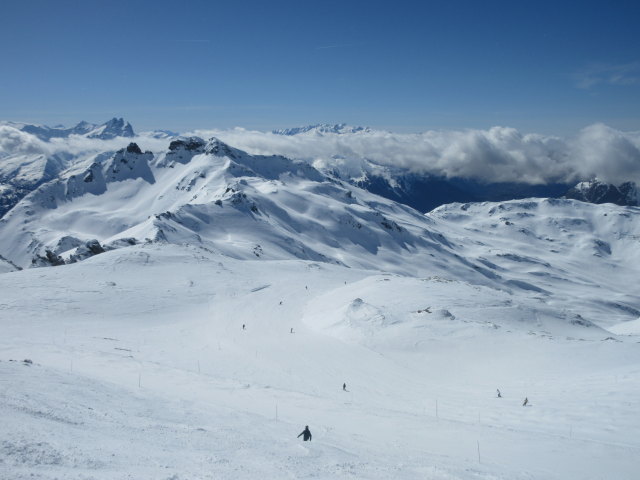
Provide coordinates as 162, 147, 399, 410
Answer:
68, 239, 106, 263
168, 138, 206, 152
126, 143, 143, 154
565, 181, 638, 206
32, 249, 65, 267
205, 138, 236, 158
85, 239, 106, 255
158, 137, 207, 167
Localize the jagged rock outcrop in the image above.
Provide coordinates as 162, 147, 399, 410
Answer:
565, 180, 639, 206
156, 137, 206, 167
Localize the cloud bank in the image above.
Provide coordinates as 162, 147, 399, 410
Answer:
0, 125, 171, 160
1, 123, 639, 186
191, 123, 640, 185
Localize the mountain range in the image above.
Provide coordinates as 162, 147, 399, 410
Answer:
6, 117, 135, 141
1, 131, 639, 333
1, 119, 640, 479
1, 120, 638, 222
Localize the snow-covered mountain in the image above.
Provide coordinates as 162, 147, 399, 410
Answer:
2, 131, 640, 479
272, 123, 370, 136
565, 179, 639, 206
6, 117, 135, 141
266, 123, 639, 210
0, 119, 149, 218
3, 120, 639, 225
0, 137, 464, 276
1, 134, 639, 330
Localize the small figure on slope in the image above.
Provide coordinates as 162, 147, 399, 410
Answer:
297, 425, 312, 442
343, 383, 347, 391
523, 397, 529, 406
242, 324, 246, 330
497, 389, 502, 398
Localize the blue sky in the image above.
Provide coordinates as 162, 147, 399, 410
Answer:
1, 0, 639, 134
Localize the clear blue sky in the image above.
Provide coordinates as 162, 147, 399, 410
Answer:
1, 0, 639, 134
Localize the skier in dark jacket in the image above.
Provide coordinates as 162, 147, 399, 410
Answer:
297, 425, 312, 441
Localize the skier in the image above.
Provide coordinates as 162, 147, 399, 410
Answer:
343, 383, 347, 391
297, 425, 312, 441
497, 389, 502, 398
242, 324, 246, 330
290, 327, 294, 334
523, 397, 528, 406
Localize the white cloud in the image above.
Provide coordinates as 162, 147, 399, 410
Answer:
0, 126, 49, 157
189, 124, 640, 185
0, 127, 172, 161
1, 123, 639, 186
571, 123, 640, 184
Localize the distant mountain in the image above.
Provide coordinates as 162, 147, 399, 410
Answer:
344, 169, 572, 213
272, 123, 370, 136
12, 117, 134, 141
0, 118, 136, 218
1, 134, 639, 339
85, 117, 135, 139
0, 149, 78, 218
270, 124, 581, 212
565, 180, 639, 206
2, 120, 638, 229
140, 129, 179, 139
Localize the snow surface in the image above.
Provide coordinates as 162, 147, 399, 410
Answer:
1, 135, 640, 479
1, 244, 639, 479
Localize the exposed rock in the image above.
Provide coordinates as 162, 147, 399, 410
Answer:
126, 143, 143, 154
32, 249, 65, 267
68, 239, 106, 263
565, 180, 639, 206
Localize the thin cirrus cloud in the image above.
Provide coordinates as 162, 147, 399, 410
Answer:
316, 42, 366, 50
575, 61, 640, 89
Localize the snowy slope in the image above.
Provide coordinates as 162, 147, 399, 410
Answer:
2, 138, 639, 329
0, 137, 480, 281
0, 254, 18, 273
1, 133, 640, 479
1, 244, 639, 480
428, 199, 640, 330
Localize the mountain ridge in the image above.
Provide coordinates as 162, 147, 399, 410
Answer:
1, 134, 638, 335
2, 120, 639, 226
7, 117, 135, 141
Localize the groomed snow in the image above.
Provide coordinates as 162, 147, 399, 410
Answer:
1, 243, 639, 479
